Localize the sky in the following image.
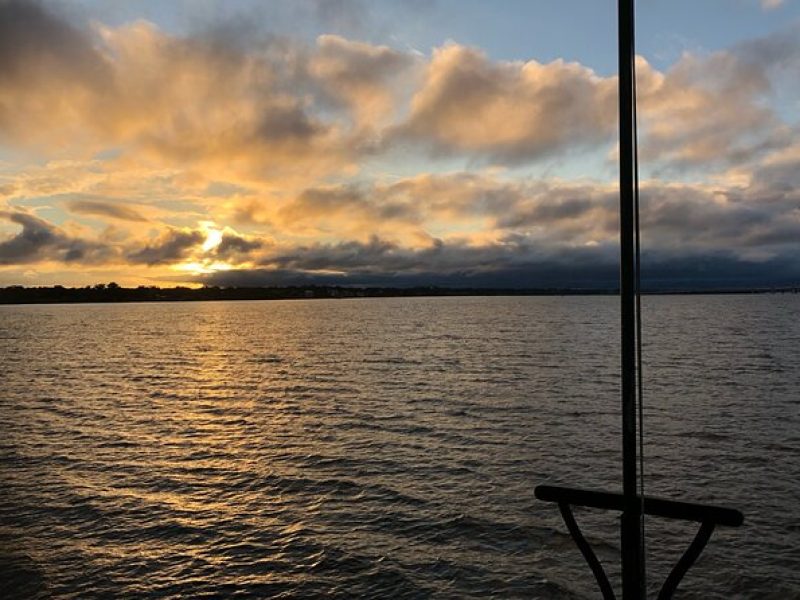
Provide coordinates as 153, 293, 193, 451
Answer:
1, 0, 799, 289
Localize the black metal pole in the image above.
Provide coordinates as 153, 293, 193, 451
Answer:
618, 0, 642, 598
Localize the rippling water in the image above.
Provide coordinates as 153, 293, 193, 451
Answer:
1, 295, 798, 599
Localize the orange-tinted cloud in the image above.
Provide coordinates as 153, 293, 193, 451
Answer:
66, 199, 149, 222
309, 34, 418, 127
0, 2, 356, 184
395, 44, 617, 162
1, 2, 799, 287
635, 53, 786, 168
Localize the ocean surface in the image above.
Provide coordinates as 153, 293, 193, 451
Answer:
1, 295, 798, 599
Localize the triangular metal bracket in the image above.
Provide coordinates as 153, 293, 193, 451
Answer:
535, 485, 743, 599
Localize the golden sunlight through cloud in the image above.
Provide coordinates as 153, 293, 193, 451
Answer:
172, 261, 234, 275
166, 222, 237, 276
201, 223, 224, 252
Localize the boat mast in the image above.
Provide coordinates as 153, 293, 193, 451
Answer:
536, 6, 743, 597
618, 0, 643, 597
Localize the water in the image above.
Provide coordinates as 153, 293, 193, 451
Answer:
1, 295, 798, 599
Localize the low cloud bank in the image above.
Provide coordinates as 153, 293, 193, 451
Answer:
197, 251, 800, 291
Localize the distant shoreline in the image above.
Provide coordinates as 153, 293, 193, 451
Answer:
1, 284, 798, 305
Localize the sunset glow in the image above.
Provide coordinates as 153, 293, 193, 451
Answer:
201, 227, 224, 254
0, 0, 798, 288
2, 4, 799, 597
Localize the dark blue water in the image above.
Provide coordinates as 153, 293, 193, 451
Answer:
1, 295, 798, 598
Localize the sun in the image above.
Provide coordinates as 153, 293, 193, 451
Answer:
201, 224, 223, 252
173, 261, 233, 274
167, 222, 237, 276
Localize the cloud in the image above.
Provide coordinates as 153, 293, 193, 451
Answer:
0, 1, 108, 85
240, 166, 800, 263
95, 20, 354, 182
245, 170, 800, 280
761, 0, 784, 11
0, 2, 360, 183
66, 199, 148, 222
394, 44, 617, 163
272, 173, 599, 241
204, 234, 617, 287
197, 240, 800, 291
0, 1, 112, 149
635, 23, 800, 172
735, 22, 800, 68
752, 143, 800, 191
1, 4, 798, 290
0, 210, 114, 265
634, 53, 787, 169
1, 161, 799, 289
310, 34, 418, 126
0, 209, 268, 270
213, 231, 266, 260
119, 225, 264, 267
277, 182, 423, 238
375, 30, 798, 170
3, 1, 797, 180
126, 228, 205, 265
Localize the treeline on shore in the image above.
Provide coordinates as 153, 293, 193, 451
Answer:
0, 283, 798, 304
0, 283, 615, 304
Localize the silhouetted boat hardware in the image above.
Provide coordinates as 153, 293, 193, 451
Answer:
534, 486, 743, 599
534, 1, 743, 598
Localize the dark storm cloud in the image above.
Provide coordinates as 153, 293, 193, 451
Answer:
248, 235, 619, 281
199, 243, 621, 289
196, 264, 617, 289
126, 229, 205, 265
263, 236, 418, 272
66, 199, 148, 222
0, 211, 113, 265
636, 252, 800, 289
637, 183, 800, 255
213, 232, 264, 259
495, 185, 616, 231
199, 240, 800, 291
